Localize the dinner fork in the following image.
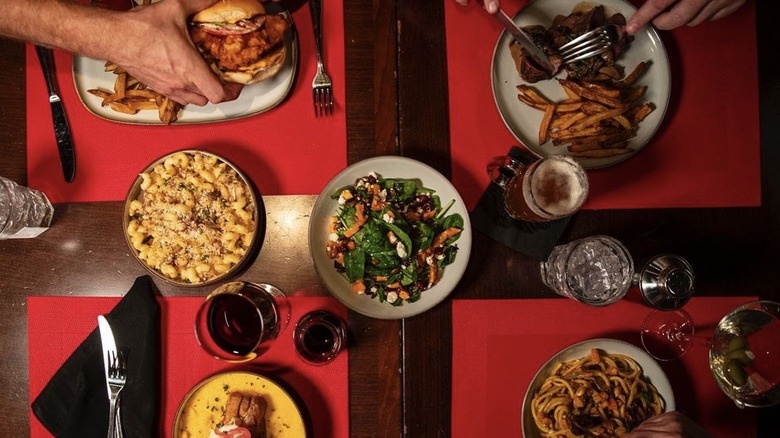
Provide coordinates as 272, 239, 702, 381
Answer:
559, 24, 622, 64
310, 0, 334, 116
106, 350, 127, 438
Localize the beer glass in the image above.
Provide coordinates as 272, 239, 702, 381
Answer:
488, 155, 588, 222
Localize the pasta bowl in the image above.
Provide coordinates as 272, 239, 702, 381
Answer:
123, 149, 264, 287
521, 338, 675, 437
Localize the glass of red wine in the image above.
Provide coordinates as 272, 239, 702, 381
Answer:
293, 310, 347, 365
641, 301, 780, 408
195, 281, 291, 363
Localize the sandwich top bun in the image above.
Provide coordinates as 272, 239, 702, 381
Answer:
192, 0, 265, 24
190, 0, 290, 85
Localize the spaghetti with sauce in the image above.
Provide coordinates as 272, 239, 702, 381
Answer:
531, 348, 664, 437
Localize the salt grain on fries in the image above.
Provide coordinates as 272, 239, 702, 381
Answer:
87, 62, 182, 125
517, 61, 656, 159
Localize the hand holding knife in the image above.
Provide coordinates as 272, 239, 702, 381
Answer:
35, 46, 76, 183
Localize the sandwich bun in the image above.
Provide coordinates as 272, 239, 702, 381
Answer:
192, 0, 265, 24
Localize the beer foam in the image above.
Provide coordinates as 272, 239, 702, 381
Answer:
530, 158, 587, 216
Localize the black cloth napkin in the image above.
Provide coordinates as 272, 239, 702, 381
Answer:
31, 275, 160, 438
470, 147, 572, 261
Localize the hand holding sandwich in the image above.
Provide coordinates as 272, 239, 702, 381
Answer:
0, 0, 283, 106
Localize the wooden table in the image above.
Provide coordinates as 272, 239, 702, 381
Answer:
1, 1, 779, 437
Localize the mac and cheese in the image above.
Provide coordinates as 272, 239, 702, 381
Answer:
127, 151, 256, 284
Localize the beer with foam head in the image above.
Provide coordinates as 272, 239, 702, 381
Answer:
501, 155, 588, 222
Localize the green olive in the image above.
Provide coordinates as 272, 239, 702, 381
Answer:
724, 347, 755, 365
725, 360, 748, 387
727, 336, 748, 352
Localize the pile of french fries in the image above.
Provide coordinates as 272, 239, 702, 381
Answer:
517, 61, 655, 159
87, 62, 182, 125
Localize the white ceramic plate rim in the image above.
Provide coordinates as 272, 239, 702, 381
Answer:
72, 3, 298, 125
491, 0, 671, 169
521, 338, 676, 437
308, 156, 473, 319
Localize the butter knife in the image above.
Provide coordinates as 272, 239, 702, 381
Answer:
492, 9, 555, 75
35, 46, 76, 183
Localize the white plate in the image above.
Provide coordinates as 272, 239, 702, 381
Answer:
309, 156, 473, 319
521, 338, 675, 437
491, 0, 671, 169
72, 2, 298, 124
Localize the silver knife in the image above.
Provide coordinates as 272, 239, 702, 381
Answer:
492, 9, 555, 75
35, 46, 76, 183
97, 315, 117, 400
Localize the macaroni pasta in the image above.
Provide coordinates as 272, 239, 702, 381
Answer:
127, 151, 256, 284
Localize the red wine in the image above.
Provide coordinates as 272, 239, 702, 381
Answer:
303, 323, 337, 355
294, 311, 346, 364
207, 294, 263, 356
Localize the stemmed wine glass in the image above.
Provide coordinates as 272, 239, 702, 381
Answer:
640, 300, 780, 408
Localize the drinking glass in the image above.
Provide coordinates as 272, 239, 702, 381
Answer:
0, 176, 54, 239
488, 155, 589, 222
293, 310, 347, 365
195, 281, 291, 363
540, 235, 634, 306
641, 301, 780, 408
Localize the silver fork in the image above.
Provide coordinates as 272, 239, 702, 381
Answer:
559, 24, 622, 64
310, 0, 334, 116
106, 350, 127, 438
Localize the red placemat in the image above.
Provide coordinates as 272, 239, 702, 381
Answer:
28, 295, 349, 437
452, 296, 758, 438
445, 0, 760, 211
26, 1, 346, 203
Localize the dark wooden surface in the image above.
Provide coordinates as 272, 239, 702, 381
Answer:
1, 0, 779, 437
399, 1, 780, 437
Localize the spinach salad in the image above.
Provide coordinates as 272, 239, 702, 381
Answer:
326, 173, 464, 306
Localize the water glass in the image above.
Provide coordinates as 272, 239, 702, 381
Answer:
0, 176, 54, 239
488, 155, 589, 222
293, 310, 347, 365
195, 282, 291, 363
540, 235, 634, 306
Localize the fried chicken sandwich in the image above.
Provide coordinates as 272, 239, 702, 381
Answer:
190, 0, 290, 85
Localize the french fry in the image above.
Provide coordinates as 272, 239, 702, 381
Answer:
617, 61, 650, 88
514, 60, 655, 160
539, 104, 555, 145
87, 61, 183, 124
570, 147, 633, 158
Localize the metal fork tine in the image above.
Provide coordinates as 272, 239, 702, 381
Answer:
559, 24, 619, 65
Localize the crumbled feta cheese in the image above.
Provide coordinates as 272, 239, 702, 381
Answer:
436, 253, 445, 260
370, 286, 378, 293
386, 291, 399, 303
380, 189, 387, 201
387, 232, 398, 244
396, 241, 407, 258
368, 171, 378, 179
425, 255, 434, 265
338, 190, 352, 205
329, 233, 340, 242
383, 212, 394, 224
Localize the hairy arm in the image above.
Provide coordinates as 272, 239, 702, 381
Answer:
0, 0, 241, 105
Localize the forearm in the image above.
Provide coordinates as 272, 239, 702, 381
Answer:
0, 0, 124, 60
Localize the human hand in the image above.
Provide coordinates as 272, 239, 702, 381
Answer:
624, 411, 714, 438
626, 0, 747, 35
108, 0, 243, 106
453, 0, 500, 14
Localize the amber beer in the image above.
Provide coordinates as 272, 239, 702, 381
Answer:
500, 155, 588, 222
